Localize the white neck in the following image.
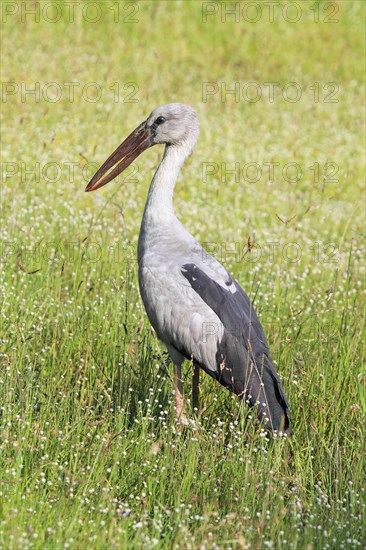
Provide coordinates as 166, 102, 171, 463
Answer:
141, 140, 194, 227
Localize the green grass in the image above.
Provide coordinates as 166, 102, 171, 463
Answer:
1, 0, 365, 548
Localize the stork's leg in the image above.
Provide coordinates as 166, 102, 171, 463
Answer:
167, 345, 188, 426
175, 363, 185, 424
192, 363, 200, 414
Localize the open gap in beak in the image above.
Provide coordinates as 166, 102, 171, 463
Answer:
85, 121, 154, 192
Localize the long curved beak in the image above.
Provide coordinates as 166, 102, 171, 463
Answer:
85, 121, 154, 192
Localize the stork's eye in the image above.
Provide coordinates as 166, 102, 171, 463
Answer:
155, 116, 166, 125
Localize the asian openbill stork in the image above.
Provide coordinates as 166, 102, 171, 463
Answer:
86, 103, 291, 435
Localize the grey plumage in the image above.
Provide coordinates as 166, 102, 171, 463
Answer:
86, 103, 292, 435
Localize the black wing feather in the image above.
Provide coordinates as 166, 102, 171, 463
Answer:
181, 263, 291, 434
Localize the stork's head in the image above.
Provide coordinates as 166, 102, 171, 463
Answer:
146, 103, 199, 146
86, 103, 199, 192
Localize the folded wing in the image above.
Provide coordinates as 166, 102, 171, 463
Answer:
181, 263, 291, 434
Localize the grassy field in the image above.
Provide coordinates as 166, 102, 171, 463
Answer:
1, 0, 365, 548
